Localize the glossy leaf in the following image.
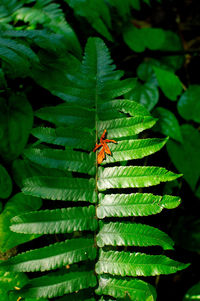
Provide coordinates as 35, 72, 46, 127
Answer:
22, 176, 97, 202
10, 206, 98, 234
24, 148, 96, 175
97, 193, 181, 218
97, 222, 174, 250
98, 116, 156, 139
13, 270, 97, 299
32, 127, 95, 151
98, 166, 181, 190
0, 238, 96, 272
96, 250, 189, 276
102, 138, 168, 164
96, 275, 157, 301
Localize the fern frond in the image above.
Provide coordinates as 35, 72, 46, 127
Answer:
0, 238, 96, 272
96, 250, 189, 276
7, 37, 187, 300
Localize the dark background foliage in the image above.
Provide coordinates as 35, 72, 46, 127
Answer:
0, 0, 200, 300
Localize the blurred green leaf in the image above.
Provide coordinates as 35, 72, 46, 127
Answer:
137, 60, 158, 83
0, 193, 42, 252
65, 0, 112, 41
0, 164, 12, 199
0, 93, 33, 162
153, 66, 182, 101
167, 124, 200, 190
153, 107, 182, 142
123, 26, 165, 52
183, 281, 200, 300
177, 85, 200, 123
126, 81, 159, 111
158, 31, 184, 70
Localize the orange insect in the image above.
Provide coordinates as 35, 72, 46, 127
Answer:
93, 129, 117, 164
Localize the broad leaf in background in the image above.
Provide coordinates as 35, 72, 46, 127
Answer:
158, 31, 184, 70
106, 0, 140, 19
183, 281, 200, 301
177, 85, 200, 123
0, 193, 41, 252
0, 271, 47, 301
123, 26, 165, 52
152, 66, 182, 101
153, 107, 182, 142
65, 0, 112, 41
0, 164, 12, 199
13, 0, 81, 58
126, 81, 159, 111
0, 93, 33, 162
167, 124, 200, 191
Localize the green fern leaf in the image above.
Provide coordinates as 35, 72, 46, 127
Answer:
97, 193, 181, 218
96, 275, 157, 300
96, 222, 174, 250
102, 138, 168, 164
98, 166, 182, 190
97, 116, 156, 139
35, 104, 95, 127
96, 250, 190, 276
0, 238, 96, 272
98, 98, 150, 120
32, 127, 94, 150
12, 270, 97, 299
10, 206, 98, 234
22, 176, 96, 202
24, 148, 96, 175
